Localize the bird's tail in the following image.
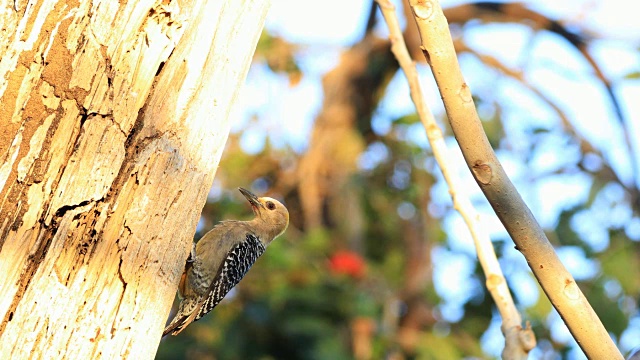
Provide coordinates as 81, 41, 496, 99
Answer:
162, 297, 199, 337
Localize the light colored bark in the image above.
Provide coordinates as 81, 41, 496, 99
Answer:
0, 0, 269, 358
405, 0, 622, 358
376, 1, 536, 358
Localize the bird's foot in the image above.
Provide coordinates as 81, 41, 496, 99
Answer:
187, 242, 196, 263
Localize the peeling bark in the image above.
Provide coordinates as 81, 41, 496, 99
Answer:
0, 0, 269, 358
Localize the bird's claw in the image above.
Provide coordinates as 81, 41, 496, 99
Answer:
187, 242, 196, 263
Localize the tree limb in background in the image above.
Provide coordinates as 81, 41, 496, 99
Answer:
441, 1, 639, 190
453, 39, 640, 206
300, 0, 637, 232
443, 1, 626, 124
398, 0, 639, 191
296, 35, 397, 230
405, 0, 623, 358
376, 1, 535, 357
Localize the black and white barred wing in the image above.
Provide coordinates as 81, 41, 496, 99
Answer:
162, 233, 267, 337
195, 233, 266, 321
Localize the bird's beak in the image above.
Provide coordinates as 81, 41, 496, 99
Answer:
238, 187, 263, 212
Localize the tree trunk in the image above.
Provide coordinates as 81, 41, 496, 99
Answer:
0, 0, 269, 358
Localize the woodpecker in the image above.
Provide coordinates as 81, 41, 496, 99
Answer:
162, 187, 289, 336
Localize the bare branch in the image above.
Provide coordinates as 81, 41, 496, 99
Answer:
375, 1, 535, 357
405, 0, 623, 358
453, 39, 640, 204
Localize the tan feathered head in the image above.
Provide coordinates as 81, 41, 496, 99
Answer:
238, 187, 289, 241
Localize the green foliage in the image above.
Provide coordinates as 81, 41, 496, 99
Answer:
555, 207, 587, 248
255, 32, 301, 84
584, 279, 629, 337
599, 232, 640, 295
624, 71, 640, 79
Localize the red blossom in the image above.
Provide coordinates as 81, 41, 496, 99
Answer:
328, 250, 366, 278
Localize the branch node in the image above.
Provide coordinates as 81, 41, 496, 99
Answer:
458, 83, 472, 103
419, 46, 430, 63
410, 0, 434, 19
563, 279, 580, 300
472, 161, 492, 185
486, 274, 503, 290
519, 321, 537, 351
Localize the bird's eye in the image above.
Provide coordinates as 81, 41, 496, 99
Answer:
266, 201, 276, 210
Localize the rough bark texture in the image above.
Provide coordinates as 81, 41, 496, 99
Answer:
0, 0, 269, 358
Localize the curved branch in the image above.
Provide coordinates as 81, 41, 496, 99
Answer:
406, 0, 623, 358
442, 1, 638, 189
453, 39, 640, 205
376, 1, 535, 357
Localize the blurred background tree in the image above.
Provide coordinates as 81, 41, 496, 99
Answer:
157, 0, 640, 359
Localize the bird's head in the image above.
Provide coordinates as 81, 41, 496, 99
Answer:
238, 187, 289, 240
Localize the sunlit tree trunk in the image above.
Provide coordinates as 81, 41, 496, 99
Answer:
0, 0, 269, 358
